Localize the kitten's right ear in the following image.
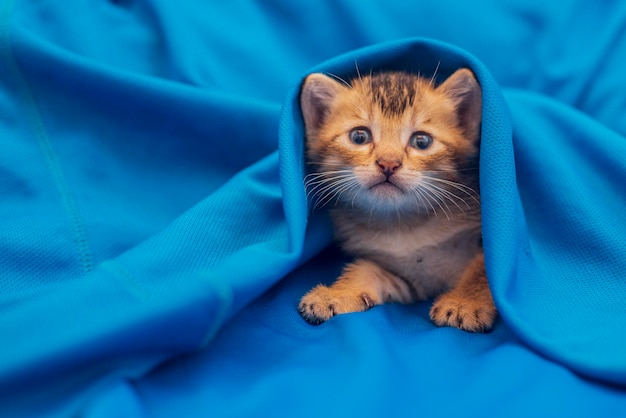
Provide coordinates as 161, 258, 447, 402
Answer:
300, 73, 346, 137
437, 68, 482, 143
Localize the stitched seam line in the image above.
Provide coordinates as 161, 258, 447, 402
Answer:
0, 0, 94, 274
101, 261, 150, 300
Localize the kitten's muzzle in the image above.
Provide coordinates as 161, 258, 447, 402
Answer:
368, 177, 404, 193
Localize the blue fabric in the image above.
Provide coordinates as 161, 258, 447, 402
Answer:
1, 1, 625, 416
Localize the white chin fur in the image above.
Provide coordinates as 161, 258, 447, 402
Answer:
349, 185, 420, 215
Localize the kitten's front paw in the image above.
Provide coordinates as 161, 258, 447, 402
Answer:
298, 285, 376, 325
430, 293, 496, 333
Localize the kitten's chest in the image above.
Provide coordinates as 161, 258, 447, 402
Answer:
334, 215, 482, 297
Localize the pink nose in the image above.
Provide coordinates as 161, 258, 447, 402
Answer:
376, 159, 402, 176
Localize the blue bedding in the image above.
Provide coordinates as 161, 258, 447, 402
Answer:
1, 1, 625, 416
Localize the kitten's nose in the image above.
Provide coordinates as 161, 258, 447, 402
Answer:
376, 159, 402, 177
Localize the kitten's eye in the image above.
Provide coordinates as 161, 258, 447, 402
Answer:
349, 127, 372, 145
409, 132, 433, 150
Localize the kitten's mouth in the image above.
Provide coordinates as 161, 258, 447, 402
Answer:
369, 180, 403, 194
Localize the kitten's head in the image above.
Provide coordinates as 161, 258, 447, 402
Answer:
300, 69, 482, 217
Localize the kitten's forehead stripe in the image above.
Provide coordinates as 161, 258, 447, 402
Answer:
366, 73, 417, 117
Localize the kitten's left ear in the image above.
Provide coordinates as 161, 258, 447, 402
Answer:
437, 68, 482, 142
300, 73, 347, 139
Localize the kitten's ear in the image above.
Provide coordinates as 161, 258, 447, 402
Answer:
437, 68, 482, 142
300, 73, 347, 137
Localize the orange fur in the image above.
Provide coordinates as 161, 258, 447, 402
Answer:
430, 253, 496, 332
298, 69, 497, 332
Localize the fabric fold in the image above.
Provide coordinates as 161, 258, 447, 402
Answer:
279, 38, 626, 385
1, 1, 626, 416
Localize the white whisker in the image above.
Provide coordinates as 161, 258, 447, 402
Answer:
421, 176, 480, 204
350, 181, 363, 209
305, 175, 353, 188
304, 169, 362, 211
306, 161, 357, 168
333, 180, 360, 206
422, 180, 471, 211
411, 186, 439, 220
308, 176, 354, 200
326, 72, 352, 89
355, 60, 363, 85
416, 184, 451, 222
429, 60, 441, 88
407, 188, 423, 217
421, 168, 478, 173
304, 170, 353, 181
419, 183, 452, 221
314, 179, 358, 210
305, 179, 353, 200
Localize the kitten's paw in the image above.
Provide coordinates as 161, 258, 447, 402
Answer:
298, 285, 376, 325
430, 294, 496, 333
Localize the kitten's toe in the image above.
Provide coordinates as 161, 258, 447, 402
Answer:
298, 301, 330, 325
430, 294, 496, 333
298, 285, 375, 325
298, 285, 336, 325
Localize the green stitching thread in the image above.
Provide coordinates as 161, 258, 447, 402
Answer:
0, 0, 94, 275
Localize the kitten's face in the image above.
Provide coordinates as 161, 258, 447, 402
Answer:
300, 69, 482, 216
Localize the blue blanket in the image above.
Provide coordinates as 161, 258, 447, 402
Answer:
1, 1, 625, 416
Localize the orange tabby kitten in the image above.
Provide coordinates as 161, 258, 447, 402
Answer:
298, 69, 497, 332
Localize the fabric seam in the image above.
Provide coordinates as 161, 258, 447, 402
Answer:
0, 0, 94, 274
101, 261, 150, 300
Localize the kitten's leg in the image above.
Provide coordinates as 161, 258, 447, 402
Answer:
298, 258, 415, 325
429, 252, 497, 333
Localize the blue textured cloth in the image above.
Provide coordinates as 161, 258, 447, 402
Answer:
1, 1, 625, 416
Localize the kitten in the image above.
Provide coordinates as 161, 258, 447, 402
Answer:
298, 69, 497, 332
